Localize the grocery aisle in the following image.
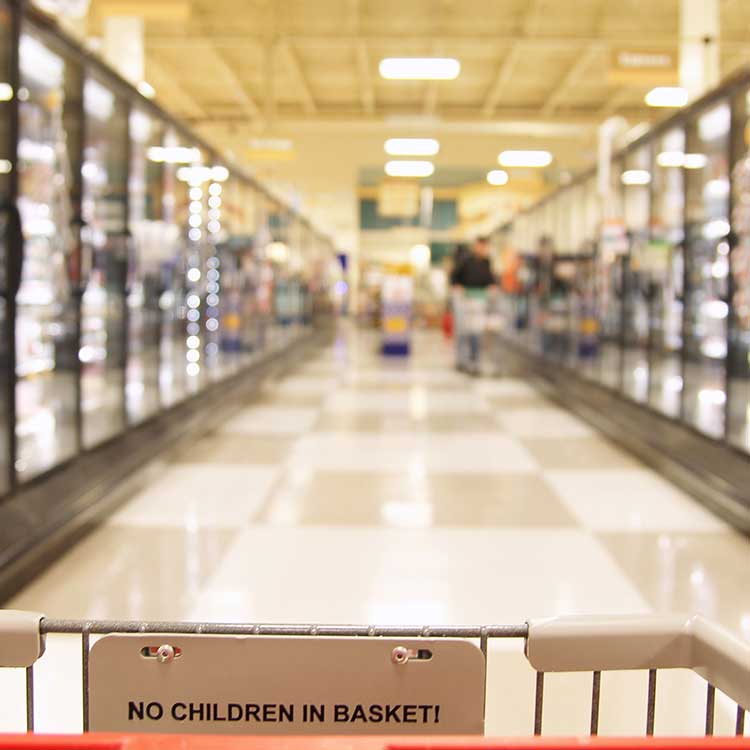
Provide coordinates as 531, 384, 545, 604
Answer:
4, 324, 750, 735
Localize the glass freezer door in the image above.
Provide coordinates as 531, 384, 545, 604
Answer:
127, 109, 166, 424
0, 0, 13, 495
683, 102, 731, 439
80, 77, 128, 448
14, 29, 79, 481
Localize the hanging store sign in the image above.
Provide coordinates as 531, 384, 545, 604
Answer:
89, 635, 485, 735
378, 181, 420, 218
608, 48, 678, 84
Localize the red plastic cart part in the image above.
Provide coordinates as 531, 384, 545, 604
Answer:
0, 736, 748, 750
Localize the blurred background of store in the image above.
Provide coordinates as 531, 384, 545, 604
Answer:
0, 0, 749, 600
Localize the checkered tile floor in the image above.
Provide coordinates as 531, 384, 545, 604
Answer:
5, 324, 749, 736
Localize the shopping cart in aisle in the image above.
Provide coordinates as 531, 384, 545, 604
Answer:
453, 290, 505, 376
0, 612, 747, 743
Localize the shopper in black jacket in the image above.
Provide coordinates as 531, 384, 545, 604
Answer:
451, 248, 495, 288
451, 236, 496, 373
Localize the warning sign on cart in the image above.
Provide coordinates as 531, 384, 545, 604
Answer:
89, 635, 486, 735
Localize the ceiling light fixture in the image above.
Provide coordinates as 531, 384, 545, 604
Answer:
487, 169, 509, 186
684, 153, 708, 169
621, 169, 651, 185
656, 151, 685, 168
137, 80, 155, 99
656, 151, 708, 169
384, 138, 440, 156
148, 146, 201, 164
379, 57, 460, 80
645, 86, 688, 107
498, 150, 552, 168
385, 160, 435, 178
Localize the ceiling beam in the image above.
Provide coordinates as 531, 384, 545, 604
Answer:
542, 44, 601, 115
482, 44, 522, 117
522, 0, 545, 35
280, 40, 317, 115
355, 42, 375, 115
146, 32, 727, 48
209, 46, 261, 121
599, 86, 635, 117
146, 57, 206, 118
184, 107, 654, 130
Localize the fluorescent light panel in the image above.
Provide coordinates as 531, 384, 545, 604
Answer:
384, 138, 439, 156
137, 80, 155, 98
487, 169, 509, 186
379, 57, 460, 80
148, 146, 201, 164
498, 150, 552, 168
645, 86, 688, 107
657, 151, 685, 168
621, 169, 651, 185
656, 151, 708, 169
385, 160, 434, 177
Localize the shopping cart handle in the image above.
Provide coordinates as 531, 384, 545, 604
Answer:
0, 610, 46, 667
525, 614, 750, 710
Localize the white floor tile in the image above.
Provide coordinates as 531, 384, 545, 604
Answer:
290, 432, 539, 473
545, 469, 729, 532
192, 527, 649, 624
220, 406, 319, 435
342, 369, 466, 387
108, 464, 279, 529
324, 388, 487, 415
273, 376, 340, 395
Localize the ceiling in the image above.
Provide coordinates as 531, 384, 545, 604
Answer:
70, 0, 750, 249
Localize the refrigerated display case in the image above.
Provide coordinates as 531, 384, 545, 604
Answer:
728, 85, 750, 452
80, 75, 128, 448
492, 68, 750, 480
0, 0, 14, 495
598, 159, 626, 391
0, 1, 333, 502
621, 144, 652, 403
126, 108, 167, 424
648, 127, 686, 418
14, 27, 79, 480
683, 100, 731, 439
158, 135, 196, 406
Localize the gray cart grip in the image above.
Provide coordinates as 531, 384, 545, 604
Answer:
0, 610, 46, 667
526, 614, 750, 710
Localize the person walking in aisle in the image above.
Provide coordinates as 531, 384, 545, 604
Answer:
451, 236, 496, 374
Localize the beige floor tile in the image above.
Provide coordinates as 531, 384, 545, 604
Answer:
487, 395, 556, 410
521, 437, 640, 470
248, 391, 325, 408
171, 432, 294, 465
598, 531, 750, 640
280, 470, 576, 527
313, 412, 499, 432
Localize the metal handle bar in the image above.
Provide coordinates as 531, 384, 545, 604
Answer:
1, 610, 748, 710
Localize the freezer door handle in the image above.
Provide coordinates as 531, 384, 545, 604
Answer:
0, 199, 24, 299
